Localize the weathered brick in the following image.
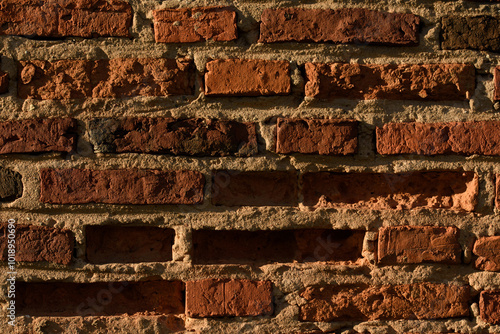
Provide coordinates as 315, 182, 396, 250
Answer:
276, 118, 357, 155
305, 63, 475, 100
301, 171, 478, 212
86, 225, 175, 264
186, 279, 273, 317
0, 167, 22, 202
0, 118, 77, 154
17, 280, 184, 316
259, 8, 420, 45
473, 236, 500, 271
211, 171, 298, 206
300, 283, 470, 321
40, 169, 204, 205
378, 226, 461, 265
377, 121, 500, 156
480, 290, 500, 324
0, 0, 132, 38
495, 175, 500, 209
441, 16, 500, 52
153, 7, 237, 43
89, 118, 257, 156
18, 58, 194, 100
204, 59, 291, 96
495, 67, 500, 101
0, 70, 8, 94
0, 223, 73, 265
192, 229, 365, 264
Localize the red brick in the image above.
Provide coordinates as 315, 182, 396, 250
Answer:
301, 171, 478, 212
300, 283, 470, 321
378, 226, 461, 265
495, 175, 500, 209
276, 118, 357, 155
473, 236, 500, 271
0, 0, 132, 38
40, 169, 205, 205
192, 229, 364, 264
153, 7, 237, 43
0, 118, 77, 154
259, 8, 420, 45
86, 225, 175, 264
495, 67, 500, 101
305, 63, 475, 100
17, 280, 184, 316
0, 223, 73, 265
211, 171, 298, 206
204, 59, 291, 96
18, 58, 194, 100
186, 279, 273, 317
377, 121, 500, 156
88, 118, 257, 156
480, 290, 500, 324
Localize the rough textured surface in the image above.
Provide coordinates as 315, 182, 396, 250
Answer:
480, 290, 500, 324
495, 67, 500, 101
0, 118, 77, 154
86, 225, 174, 264
186, 279, 273, 317
40, 168, 205, 205
377, 121, 500, 155
0, 223, 73, 265
0, 71, 8, 94
441, 16, 500, 52
302, 171, 478, 211
211, 171, 298, 206
89, 118, 257, 156
259, 8, 421, 45
495, 175, 500, 209
300, 283, 470, 321
276, 118, 358, 155
17, 280, 185, 316
305, 63, 475, 100
0, 167, 22, 202
378, 226, 461, 265
474, 236, 500, 272
204, 59, 291, 96
192, 229, 365, 264
18, 58, 194, 100
153, 7, 237, 43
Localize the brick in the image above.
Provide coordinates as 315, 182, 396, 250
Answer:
89, 118, 257, 156
0, 0, 132, 38
153, 7, 237, 43
377, 121, 500, 156
480, 290, 500, 324
259, 8, 420, 45
40, 169, 204, 205
211, 171, 298, 206
192, 229, 365, 264
0, 167, 22, 202
305, 63, 475, 100
473, 236, 500, 271
276, 118, 357, 155
186, 279, 272, 317
0, 223, 73, 265
17, 280, 184, 316
495, 175, 500, 209
0, 70, 8, 94
204, 59, 291, 96
18, 58, 194, 100
495, 67, 500, 101
441, 16, 500, 52
301, 171, 478, 212
378, 226, 461, 265
86, 225, 175, 264
300, 283, 470, 321
0, 118, 77, 154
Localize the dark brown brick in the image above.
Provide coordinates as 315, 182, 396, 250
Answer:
186, 279, 272, 317
276, 118, 357, 155
40, 169, 205, 205
0, 167, 22, 202
301, 171, 478, 212
192, 229, 365, 264
305, 63, 475, 100
441, 16, 500, 52
480, 290, 500, 324
88, 118, 257, 156
153, 7, 237, 43
259, 8, 420, 45
211, 171, 298, 206
86, 225, 175, 264
0, 71, 8, 94
473, 236, 500, 271
495, 67, 500, 101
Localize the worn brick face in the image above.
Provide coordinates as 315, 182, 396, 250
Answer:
480, 290, 500, 324
441, 16, 500, 52
0, 167, 23, 202
473, 236, 500, 271
259, 8, 421, 45
495, 67, 500, 101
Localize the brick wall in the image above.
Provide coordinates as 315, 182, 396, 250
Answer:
1, 0, 500, 333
